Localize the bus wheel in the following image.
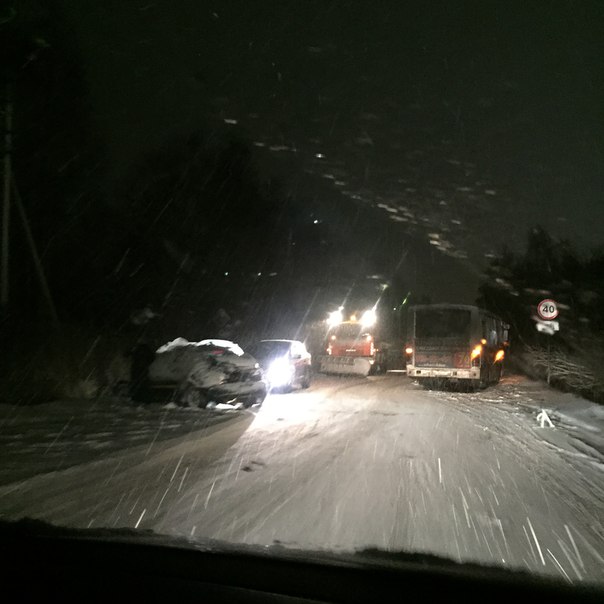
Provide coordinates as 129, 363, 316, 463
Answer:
472, 372, 487, 391
481, 366, 491, 389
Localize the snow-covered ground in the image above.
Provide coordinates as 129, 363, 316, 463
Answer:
428, 374, 604, 464
0, 374, 602, 584
0, 399, 245, 486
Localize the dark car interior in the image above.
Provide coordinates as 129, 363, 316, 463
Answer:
0, 521, 601, 603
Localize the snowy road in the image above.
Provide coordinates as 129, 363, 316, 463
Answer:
0, 374, 603, 583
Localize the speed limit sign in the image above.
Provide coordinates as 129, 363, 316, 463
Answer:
537, 299, 558, 320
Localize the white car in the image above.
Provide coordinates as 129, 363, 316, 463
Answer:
248, 339, 312, 392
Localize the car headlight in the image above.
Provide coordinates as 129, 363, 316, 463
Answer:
267, 357, 294, 387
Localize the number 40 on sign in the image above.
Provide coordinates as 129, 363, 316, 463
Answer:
537, 299, 558, 321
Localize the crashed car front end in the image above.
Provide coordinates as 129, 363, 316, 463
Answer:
200, 357, 267, 406
148, 339, 268, 407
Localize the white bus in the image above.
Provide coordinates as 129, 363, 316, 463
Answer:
405, 304, 509, 388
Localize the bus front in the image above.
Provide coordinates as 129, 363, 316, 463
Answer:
405, 305, 481, 384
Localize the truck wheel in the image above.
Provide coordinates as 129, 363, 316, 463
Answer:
369, 357, 387, 375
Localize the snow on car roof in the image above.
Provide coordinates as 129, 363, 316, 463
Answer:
156, 338, 244, 356
198, 339, 245, 356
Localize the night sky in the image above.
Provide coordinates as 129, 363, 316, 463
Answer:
60, 1, 604, 301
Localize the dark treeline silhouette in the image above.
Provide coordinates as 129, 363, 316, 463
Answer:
478, 226, 604, 401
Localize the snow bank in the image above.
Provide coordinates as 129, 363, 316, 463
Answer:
0, 397, 238, 486
427, 374, 604, 461
497, 376, 604, 460
548, 393, 604, 458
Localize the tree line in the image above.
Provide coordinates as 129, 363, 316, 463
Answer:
478, 226, 604, 400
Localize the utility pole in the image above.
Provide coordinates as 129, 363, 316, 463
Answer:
12, 177, 59, 326
1, 83, 58, 327
1, 84, 12, 312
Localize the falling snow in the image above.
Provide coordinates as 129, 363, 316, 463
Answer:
0, 374, 602, 583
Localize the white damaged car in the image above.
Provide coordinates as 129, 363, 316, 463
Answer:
148, 338, 267, 408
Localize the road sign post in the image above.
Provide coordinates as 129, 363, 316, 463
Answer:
547, 338, 551, 385
535, 299, 560, 385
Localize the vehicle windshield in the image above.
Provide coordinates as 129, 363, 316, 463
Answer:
248, 341, 291, 360
415, 309, 471, 340
1, 0, 603, 587
331, 324, 365, 341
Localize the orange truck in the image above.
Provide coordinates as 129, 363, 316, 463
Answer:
319, 309, 387, 376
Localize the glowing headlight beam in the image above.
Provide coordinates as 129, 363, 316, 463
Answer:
267, 357, 294, 388
327, 309, 343, 327
360, 309, 376, 327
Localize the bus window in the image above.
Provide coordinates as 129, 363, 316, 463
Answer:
481, 316, 499, 346
496, 321, 505, 345
484, 317, 497, 346
415, 308, 471, 339
487, 318, 498, 346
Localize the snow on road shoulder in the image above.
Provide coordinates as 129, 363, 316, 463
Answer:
499, 376, 604, 462
422, 374, 604, 465
545, 393, 604, 464
0, 398, 243, 487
